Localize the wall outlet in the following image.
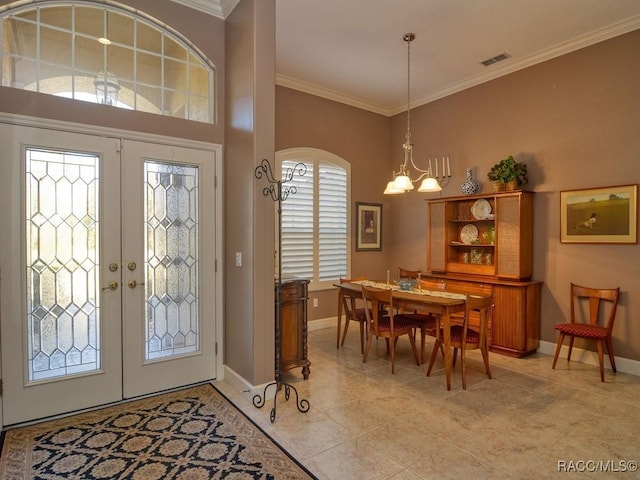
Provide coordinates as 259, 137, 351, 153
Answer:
235, 252, 242, 267
313, 298, 318, 307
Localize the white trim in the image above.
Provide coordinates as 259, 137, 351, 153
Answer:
276, 73, 392, 116
279, 15, 640, 117
538, 340, 640, 377
221, 326, 640, 399
0, 113, 219, 152
303, 322, 640, 378
308, 317, 337, 332
0, 112, 226, 394
222, 320, 336, 397
221, 320, 336, 398
168, 0, 240, 19
222, 365, 273, 395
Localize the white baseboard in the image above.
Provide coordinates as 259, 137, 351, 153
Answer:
307, 320, 640, 377
220, 319, 337, 396
222, 365, 273, 395
308, 316, 336, 331
221, 323, 640, 397
538, 340, 640, 377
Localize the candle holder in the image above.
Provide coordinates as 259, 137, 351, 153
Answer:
429, 156, 452, 189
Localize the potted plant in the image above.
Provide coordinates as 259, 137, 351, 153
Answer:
487, 155, 528, 191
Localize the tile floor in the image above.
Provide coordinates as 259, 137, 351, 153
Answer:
216, 327, 640, 480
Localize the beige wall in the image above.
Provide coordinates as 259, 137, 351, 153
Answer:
225, 0, 276, 385
275, 87, 391, 320
276, 30, 640, 361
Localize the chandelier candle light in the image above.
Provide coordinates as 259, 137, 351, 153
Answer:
384, 33, 451, 194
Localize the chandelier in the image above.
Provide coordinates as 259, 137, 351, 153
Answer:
94, 71, 121, 106
384, 33, 451, 194
93, 15, 120, 106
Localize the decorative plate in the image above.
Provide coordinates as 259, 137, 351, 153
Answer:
460, 224, 479, 244
471, 199, 492, 220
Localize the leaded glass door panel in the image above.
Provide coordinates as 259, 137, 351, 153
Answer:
0, 126, 217, 426
120, 140, 216, 398
0, 125, 123, 425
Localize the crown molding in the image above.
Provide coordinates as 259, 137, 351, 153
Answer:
275, 74, 393, 117
387, 14, 640, 116
285, 16, 640, 117
166, 5, 640, 116
169, 0, 240, 19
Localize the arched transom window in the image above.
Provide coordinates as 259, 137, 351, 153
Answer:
0, 1, 215, 123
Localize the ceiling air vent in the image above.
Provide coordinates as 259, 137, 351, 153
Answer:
480, 52, 511, 66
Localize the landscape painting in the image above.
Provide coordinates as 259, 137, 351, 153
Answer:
560, 184, 637, 244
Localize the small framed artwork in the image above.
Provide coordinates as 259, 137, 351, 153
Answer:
560, 184, 638, 244
356, 202, 382, 251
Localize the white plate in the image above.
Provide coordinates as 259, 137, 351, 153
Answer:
471, 199, 492, 220
460, 224, 479, 244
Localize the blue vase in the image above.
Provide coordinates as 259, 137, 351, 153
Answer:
461, 168, 478, 195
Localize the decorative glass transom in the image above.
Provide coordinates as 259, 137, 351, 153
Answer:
0, 1, 214, 123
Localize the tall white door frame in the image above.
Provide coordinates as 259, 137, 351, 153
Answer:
0, 114, 224, 427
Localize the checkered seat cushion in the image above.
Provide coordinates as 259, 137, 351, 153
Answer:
554, 323, 607, 339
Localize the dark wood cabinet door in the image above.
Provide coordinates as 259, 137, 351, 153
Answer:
278, 279, 311, 378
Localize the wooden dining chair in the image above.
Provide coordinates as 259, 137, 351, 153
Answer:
552, 283, 620, 382
396, 279, 446, 364
339, 277, 369, 353
427, 294, 493, 389
361, 285, 421, 373
398, 267, 421, 281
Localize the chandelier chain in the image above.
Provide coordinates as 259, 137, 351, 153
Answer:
405, 33, 412, 143
383, 32, 451, 194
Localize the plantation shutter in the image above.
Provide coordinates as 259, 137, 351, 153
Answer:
281, 161, 314, 279
318, 164, 347, 281
280, 151, 349, 289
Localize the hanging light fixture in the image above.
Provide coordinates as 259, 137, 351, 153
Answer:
384, 33, 451, 194
94, 11, 120, 106
94, 71, 121, 106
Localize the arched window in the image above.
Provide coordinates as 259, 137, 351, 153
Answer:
277, 148, 351, 290
0, 1, 214, 123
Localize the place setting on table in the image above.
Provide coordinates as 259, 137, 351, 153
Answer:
344, 276, 468, 300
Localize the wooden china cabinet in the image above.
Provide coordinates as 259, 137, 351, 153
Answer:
425, 190, 541, 357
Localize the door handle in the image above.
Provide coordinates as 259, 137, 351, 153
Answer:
128, 280, 145, 289
101, 281, 119, 291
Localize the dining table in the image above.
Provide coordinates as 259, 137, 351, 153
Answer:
335, 280, 481, 390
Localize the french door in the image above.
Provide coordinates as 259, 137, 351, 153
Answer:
0, 124, 218, 426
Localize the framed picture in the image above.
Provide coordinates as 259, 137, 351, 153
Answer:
560, 184, 638, 244
356, 202, 382, 251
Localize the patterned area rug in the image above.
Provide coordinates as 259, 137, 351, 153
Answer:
0, 384, 316, 480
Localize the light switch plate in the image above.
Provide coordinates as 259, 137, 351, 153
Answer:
235, 252, 242, 267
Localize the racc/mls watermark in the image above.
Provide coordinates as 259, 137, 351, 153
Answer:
557, 460, 638, 473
